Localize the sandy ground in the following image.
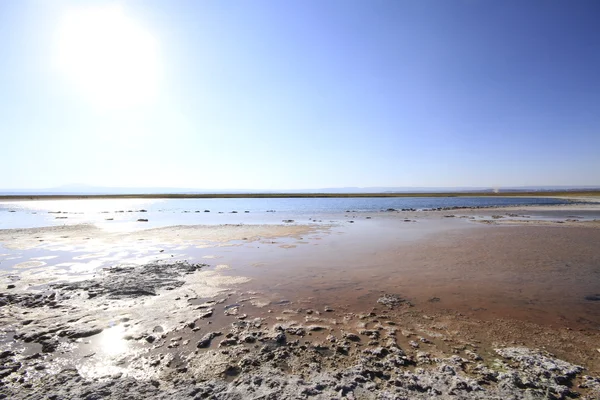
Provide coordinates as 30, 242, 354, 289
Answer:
1, 204, 600, 399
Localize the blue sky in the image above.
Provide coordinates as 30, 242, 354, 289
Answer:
1, 0, 599, 190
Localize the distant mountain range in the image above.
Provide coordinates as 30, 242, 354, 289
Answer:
1, 185, 599, 195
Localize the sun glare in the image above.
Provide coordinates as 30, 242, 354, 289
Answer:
55, 5, 160, 109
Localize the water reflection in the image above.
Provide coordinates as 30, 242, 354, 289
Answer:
98, 323, 128, 356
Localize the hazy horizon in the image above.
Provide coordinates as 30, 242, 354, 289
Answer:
1, 1, 599, 189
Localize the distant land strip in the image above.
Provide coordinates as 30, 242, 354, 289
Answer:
1, 191, 600, 200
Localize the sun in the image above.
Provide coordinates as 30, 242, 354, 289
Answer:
55, 5, 160, 109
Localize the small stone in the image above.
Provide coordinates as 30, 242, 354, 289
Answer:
343, 332, 361, 342
197, 332, 222, 348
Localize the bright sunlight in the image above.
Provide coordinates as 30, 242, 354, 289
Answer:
55, 5, 160, 109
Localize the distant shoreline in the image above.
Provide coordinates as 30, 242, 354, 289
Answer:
1, 190, 599, 200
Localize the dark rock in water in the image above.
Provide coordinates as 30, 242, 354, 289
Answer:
282, 220, 294, 223
0, 350, 15, 359
230, 211, 238, 213
41, 340, 59, 353
7, 284, 15, 289
585, 294, 600, 301
137, 219, 148, 222
112, 288, 157, 297
138, 209, 147, 212
386, 208, 397, 212
377, 294, 406, 309
428, 297, 441, 303
204, 210, 210, 212
197, 332, 222, 348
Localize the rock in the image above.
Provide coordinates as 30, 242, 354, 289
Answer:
358, 330, 380, 339
287, 327, 306, 336
137, 219, 149, 222
52, 262, 206, 300
274, 332, 286, 344
465, 350, 482, 361
377, 294, 406, 309
41, 341, 59, 353
364, 347, 389, 358
584, 294, 600, 301
307, 325, 326, 332
0, 351, 15, 359
219, 338, 239, 347
199, 308, 214, 318
64, 327, 103, 339
242, 335, 256, 343
197, 331, 222, 348
6, 284, 15, 289
343, 332, 361, 342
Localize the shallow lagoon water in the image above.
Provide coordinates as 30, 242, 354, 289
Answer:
0, 196, 573, 230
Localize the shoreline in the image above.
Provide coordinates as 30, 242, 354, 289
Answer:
1, 190, 599, 200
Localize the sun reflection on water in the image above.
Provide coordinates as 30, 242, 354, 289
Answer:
99, 323, 128, 356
